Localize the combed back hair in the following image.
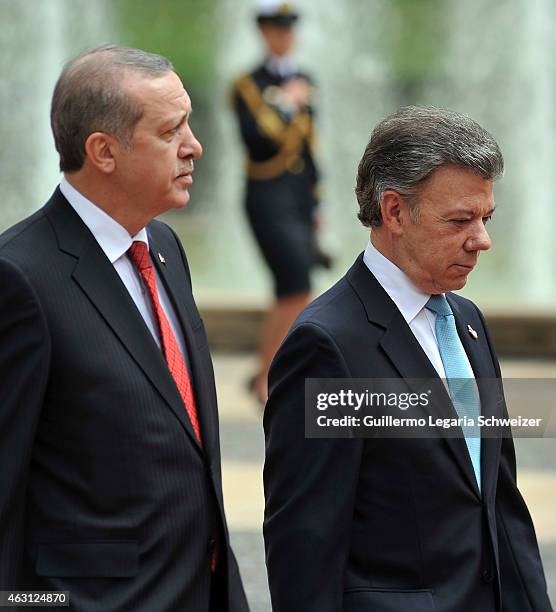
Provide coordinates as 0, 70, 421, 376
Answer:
355, 106, 504, 227
51, 44, 174, 172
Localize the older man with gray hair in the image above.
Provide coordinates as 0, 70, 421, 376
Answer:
263, 106, 552, 611
0, 44, 248, 612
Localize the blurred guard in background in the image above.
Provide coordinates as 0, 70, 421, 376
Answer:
232, 0, 331, 404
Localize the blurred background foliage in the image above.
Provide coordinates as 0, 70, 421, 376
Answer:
113, 0, 217, 90
113, 0, 219, 206
386, 0, 449, 101
0, 0, 555, 307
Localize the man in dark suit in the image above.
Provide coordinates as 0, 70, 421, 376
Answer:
263, 106, 553, 611
0, 44, 249, 612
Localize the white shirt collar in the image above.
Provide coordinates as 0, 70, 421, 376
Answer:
363, 239, 431, 324
265, 55, 296, 78
60, 177, 148, 263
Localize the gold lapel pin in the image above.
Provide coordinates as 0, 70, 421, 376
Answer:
467, 324, 478, 340
158, 253, 166, 264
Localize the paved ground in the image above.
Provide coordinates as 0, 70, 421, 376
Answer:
214, 354, 556, 612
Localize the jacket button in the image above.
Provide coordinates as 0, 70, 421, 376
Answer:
482, 568, 493, 583
208, 538, 216, 554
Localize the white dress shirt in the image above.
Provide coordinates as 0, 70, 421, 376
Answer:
60, 177, 188, 359
363, 240, 474, 379
265, 55, 296, 78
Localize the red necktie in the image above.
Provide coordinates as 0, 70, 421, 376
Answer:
128, 241, 202, 444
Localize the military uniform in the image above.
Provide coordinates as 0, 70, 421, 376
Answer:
232, 61, 321, 297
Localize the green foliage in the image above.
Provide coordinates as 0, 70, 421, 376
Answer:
113, 0, 217, 90
386, 0, 449, 80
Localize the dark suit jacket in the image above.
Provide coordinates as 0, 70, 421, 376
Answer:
263, 254, 552, 612
0, 189, 249, 612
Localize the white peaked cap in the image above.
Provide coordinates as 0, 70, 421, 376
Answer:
256, 0, 298, 17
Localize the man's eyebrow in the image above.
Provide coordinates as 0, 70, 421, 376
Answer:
178, 108, 193, 123
161, 111, 189, 131
448, 205, 496, 216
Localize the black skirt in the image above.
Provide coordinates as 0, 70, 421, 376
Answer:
245, 173, 315, 298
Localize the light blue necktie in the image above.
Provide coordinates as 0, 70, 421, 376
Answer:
426, 294, 481, 491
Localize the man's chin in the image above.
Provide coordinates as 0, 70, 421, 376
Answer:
172, 191, 190, 209
431, 273, 469, 293
447, 274, 469, 291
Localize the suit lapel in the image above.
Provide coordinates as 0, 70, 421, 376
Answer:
449, 296, 503, 500
380, 316, 482, 498
46, 191, 203, 453
148, 230, 217, 462
347, 255, 482, 498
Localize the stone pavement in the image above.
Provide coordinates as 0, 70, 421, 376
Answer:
214, 354, 556, 612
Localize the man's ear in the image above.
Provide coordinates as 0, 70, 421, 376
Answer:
84, 132, 118, 174
380, 190, 406, 236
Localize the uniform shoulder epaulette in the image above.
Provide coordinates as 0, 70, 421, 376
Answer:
233, 73, 288, 143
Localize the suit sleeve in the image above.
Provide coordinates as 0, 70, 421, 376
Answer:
475, 306, 553, 611
0, 258, 50, 588
496, 434, 553, 611
263, 323, 363, 612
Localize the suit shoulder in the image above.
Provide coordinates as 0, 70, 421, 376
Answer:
147, 220, 192, 280
148, 219, 187, 253
0, 208, 48, 252
148, 219, 186, 253
148, 218, 174, 238
0, 208, 53, 268
270, 280, 356, 382
449, 292, 484, 317
292, 276, 362, 335
448, 292, 491, 340
449, 291, 475, 306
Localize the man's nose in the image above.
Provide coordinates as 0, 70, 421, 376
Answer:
465, 221, 492, 252
178, 126, 203, 160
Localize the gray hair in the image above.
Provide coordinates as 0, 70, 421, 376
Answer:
355, 106, 504, 227
51, 44, 174, 172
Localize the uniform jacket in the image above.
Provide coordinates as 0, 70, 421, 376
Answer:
232, 63, 319, 214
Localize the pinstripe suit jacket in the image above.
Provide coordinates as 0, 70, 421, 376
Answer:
0, 189, 249, 612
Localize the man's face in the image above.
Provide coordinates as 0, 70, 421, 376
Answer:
394, 165, 495, 294
115, 71, 202, 222
260, 23, 296, 56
